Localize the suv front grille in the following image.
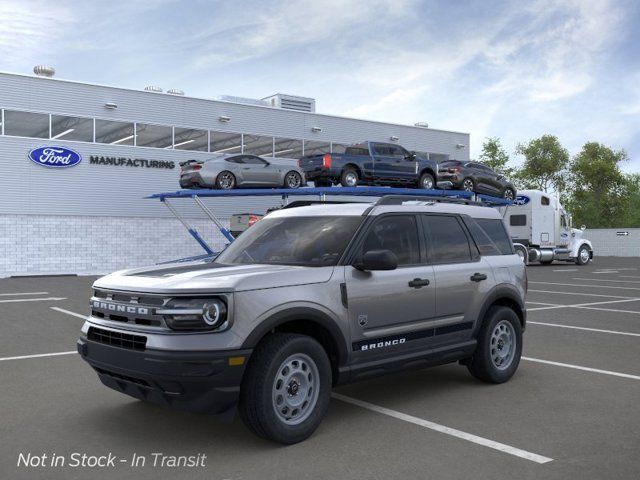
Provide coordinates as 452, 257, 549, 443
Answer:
88, 326, 147, 351
91, 289, 168, 329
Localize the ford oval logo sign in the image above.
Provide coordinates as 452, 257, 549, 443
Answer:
28, 146, 82, 168
513, 195, 530, 206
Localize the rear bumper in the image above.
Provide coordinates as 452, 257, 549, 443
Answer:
77, 336, 251, 415
303, 166, 340, 181
179, 172, 207, 189
437, 174, 464, 188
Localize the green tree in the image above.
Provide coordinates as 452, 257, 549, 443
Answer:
478, 137, 514, 177
624, 174, 640, 227
566, 142, 629, 228
515, 135, 569, 192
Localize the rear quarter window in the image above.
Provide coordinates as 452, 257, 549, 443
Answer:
474, 218, 514, 255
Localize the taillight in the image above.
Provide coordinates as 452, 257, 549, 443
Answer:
248, 215, 259, 228
297, 159, 301, 167
322, 154, 331, 168
192, 164, 202, 170
448, 166, 461, 173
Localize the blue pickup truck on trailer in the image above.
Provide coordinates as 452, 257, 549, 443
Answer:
298, 141, 444, 189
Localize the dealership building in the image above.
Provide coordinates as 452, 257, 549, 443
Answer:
0, 69, 471, 276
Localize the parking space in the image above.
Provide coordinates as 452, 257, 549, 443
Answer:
1, 258, 639, 480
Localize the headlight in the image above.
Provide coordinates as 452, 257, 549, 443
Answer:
158, 298, 228, 331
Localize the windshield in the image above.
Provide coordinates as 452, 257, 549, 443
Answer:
215, 216, 363, 267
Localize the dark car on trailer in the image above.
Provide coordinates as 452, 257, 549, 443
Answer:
298, 141, 445, 190
437, 160, 516, 199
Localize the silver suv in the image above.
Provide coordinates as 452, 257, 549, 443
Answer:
78, 197, 527, 444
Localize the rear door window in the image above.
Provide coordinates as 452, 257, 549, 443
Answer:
422, 215, 472, 264
471, 218, 514, 255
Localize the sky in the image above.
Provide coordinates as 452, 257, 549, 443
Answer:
1, 0, 639, 170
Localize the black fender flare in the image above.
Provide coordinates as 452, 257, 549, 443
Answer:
241, 307, 349, 366
475, 284, 526, 331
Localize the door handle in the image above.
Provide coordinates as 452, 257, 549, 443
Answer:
470, 273, 487, 282
408, 278, 430, 288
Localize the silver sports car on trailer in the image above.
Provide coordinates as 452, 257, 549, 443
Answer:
179, 154, 306, 189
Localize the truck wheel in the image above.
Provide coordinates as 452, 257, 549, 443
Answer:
575, 245, 591, 265
462, 178, 475, 192
467, 306, 522, 384
418, 172, 435, 190
239, 333, 331, 444
216, 171, 236, 190
340, 169, 359, 187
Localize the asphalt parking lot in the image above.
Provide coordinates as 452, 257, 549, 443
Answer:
1, 257, 639, 480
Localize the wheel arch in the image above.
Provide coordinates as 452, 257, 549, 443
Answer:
241, 307, 349, 384
342, 163, 362, 178
476, 285, 526, 331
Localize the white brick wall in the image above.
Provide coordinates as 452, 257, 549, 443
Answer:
583, 228, 640, 257
0, 214, 230, 277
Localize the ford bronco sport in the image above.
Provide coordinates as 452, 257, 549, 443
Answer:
78, 197, 526, 444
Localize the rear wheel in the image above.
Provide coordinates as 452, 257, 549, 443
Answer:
216, 171, 236, 190
467, 306, 522, 383
284, 171, 303, 189
462, 178, 475, 192
575, 245, 591, 265
238, 333, 331, 444
340, 168, 359, 187
418, 172, 435, 190
503, 187, 515, 200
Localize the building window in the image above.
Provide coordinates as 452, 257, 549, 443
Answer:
303, 140, 330, 156
210, 131, 243, 154
244, 134, 274, 156
135, 123, 173, 149
51, 115, 93, 142
273, 137, 303, 159
95, 119, 135, 145
173, 127, 208, 151
331, 143, 349, 154
4, 110, 49, 138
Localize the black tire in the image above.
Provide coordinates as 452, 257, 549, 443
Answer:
314, 179, 332, 188
215, 171, 236, 190
462, 177, 475, 192
575, 245, 591, 265
284, 171, 303, 189
418, 172, 435, 190
340, 168, 359, 187
467, 306, 522, 384
238, 333, 332, 444
503, 187, 515, 200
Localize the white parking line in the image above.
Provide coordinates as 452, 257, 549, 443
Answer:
528, 321, 640, 337
574, 305, 640, 315
572, 277, 640, 284
527, 297, 640, 312
552, 269, 578, 272
0, 291, 49, 296
0, 297, 67, 304
530, 281, 640, 291
523, 357, 640, 381
0, 351, 76, 362
332, 393, 553, 464
620, 275, 640, 279
526, 301, 560, 306
51, 307, 87, 319
529, 289, 638, 299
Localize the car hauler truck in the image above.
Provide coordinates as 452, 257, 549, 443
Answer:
501, 189, 593, 265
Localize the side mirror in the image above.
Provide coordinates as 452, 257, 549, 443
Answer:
354, 249, 398, 271
404, 153, 416, 161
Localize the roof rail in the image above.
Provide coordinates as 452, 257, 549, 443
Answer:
374, 194, 482, 206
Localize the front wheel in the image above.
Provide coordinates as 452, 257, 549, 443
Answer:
467, 306, 522, 383
284, 171, 303, 189
418, 172, 435, 190
575, 245, 591, 265
238, 333, 331, 444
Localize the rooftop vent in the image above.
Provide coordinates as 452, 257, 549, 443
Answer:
167, 89, 185, 96
414, 122, 429, 128
144, 85, 163, 93
262, 94, 316, 113
33, 65, 55, 77
217, 95, 270, 107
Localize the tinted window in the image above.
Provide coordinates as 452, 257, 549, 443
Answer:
95, 119, 135, 145
136, 123, 173, 148
4, 110, 49, 138
345, 147, 370, 156
173, 127, 208, 151
422, 215, 472, 263
510, 215, 526, 226
225, 156, 245, 164
242, 155, 268, 165
51, 115, 93, 142
216, 216, 362, 267
360, 215, 420, 266
541, 196, 550, 206
464, 219, 501, 256
475, 218, 513, 255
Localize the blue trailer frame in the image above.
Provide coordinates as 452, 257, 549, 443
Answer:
147, 187, 512, 257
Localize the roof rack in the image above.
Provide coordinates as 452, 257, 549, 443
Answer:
147, 186, 511, 256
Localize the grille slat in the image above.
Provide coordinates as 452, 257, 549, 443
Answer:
88, 326, 147, 351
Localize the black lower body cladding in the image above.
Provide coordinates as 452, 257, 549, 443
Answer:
77, 336, 252, 416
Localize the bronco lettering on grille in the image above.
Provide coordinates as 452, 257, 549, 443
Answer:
92, 300, 149, 316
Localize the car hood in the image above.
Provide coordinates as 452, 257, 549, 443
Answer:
93, 261, 334, 294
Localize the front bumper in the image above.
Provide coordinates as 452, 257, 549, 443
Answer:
77, 336, 251, 415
